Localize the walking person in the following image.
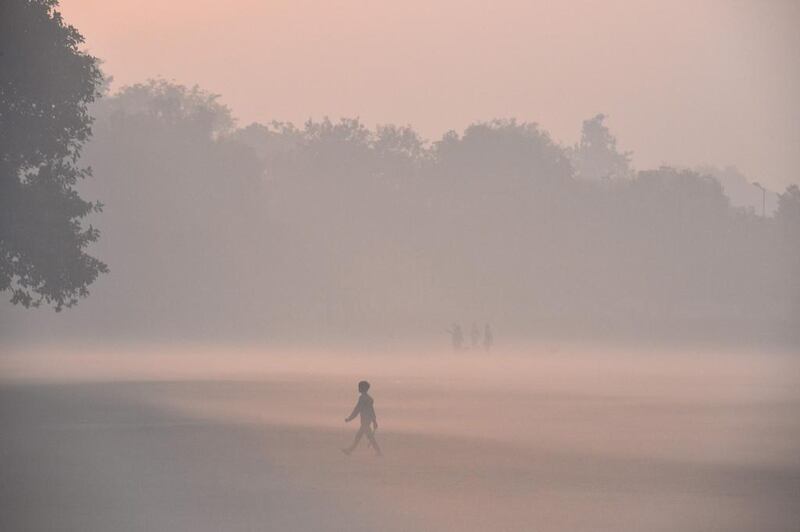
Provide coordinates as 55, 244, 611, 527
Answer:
342, 380, 382, 456
446, 323, 464, 351
470, 322, 480, 349
484, 323, 493, 352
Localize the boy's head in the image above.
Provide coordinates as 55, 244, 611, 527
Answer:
358, 380, 370, 393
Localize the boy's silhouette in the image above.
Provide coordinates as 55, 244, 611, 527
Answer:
342, 380, 382, 456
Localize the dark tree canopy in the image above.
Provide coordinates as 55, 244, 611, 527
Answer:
0, 0, 107, 310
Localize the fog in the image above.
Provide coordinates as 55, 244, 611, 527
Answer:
1, 1, 799, 531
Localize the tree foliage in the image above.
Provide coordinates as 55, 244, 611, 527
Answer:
776, 184, 800, 230
570, 114, 632, 181
0, 0, 107, 310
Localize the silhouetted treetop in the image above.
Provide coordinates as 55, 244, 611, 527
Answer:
776, 185, 800, 230
433, 119, 572, 184
97, 80, 235, 139
570, 114, 632, 181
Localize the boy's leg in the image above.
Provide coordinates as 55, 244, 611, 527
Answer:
365, 425, 382, 456
343, 425, 366, 454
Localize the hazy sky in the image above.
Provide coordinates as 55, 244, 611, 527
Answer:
62, 0, 799, 190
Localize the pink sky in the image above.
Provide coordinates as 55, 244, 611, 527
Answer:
61, 0, 799, 190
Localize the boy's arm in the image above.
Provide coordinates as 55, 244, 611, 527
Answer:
344, 399, 361, 422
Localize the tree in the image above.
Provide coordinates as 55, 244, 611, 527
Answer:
775, 184, 800, 230
570, 114, 632, 181
774, 185, 800, 310
0, 0, 107, 310
433, 119, 572, 184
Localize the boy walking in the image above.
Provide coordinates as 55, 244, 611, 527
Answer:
342, 380, 382, 456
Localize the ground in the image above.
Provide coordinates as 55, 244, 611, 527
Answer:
1, 343, 798, 531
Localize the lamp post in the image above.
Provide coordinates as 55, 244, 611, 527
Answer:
752, 181, 766, 218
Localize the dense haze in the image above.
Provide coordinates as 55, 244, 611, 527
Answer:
1, 78, 799, 346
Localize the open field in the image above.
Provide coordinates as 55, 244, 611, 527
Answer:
2, 344, 799, 531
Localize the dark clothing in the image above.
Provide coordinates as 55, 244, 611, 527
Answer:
344, 392, 381, 455
348, 424, 380, 453
346, 392, 376, 426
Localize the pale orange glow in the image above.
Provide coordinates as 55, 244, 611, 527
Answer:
60, 0, 800, 190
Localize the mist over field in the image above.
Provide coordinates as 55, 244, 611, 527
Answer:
1, 1, 799, 531
2, 344, 799, 531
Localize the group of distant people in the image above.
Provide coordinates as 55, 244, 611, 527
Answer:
446, 322, 493, 352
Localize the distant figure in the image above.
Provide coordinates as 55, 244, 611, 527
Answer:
342, 380, 382, 456
446, 323, 464, 351
483, 323, 493, 352
470, 322, 480, 349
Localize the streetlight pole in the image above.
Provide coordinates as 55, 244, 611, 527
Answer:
752, 181, 766, 218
